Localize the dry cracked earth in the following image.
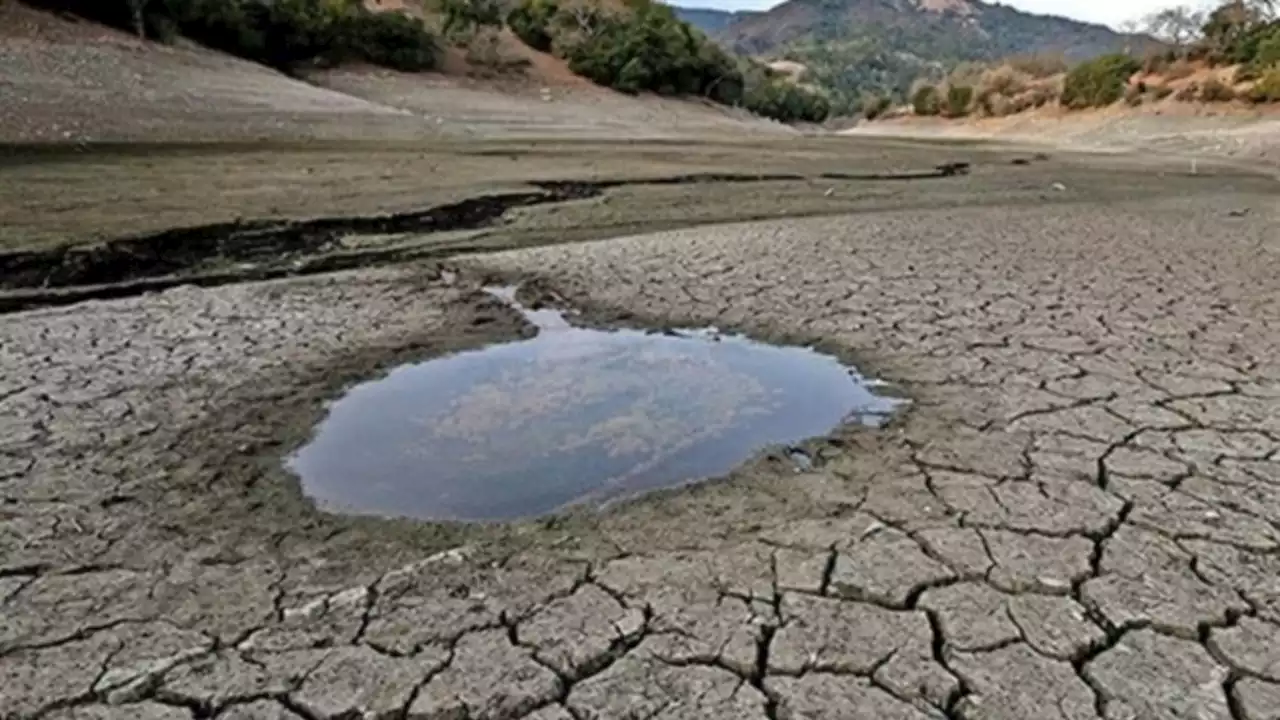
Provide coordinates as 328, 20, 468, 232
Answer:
3, 162, 1280, 720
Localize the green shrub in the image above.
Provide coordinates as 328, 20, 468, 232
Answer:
440, 0, 502, 38
1256, 28, 1280, 67
742, 78, 831, 124
506, 0, 558, 52
1248, 68, 1280, 103
1060, 54, 1141, 109
561, 6, 725, 97
26, 0, 438, 73
944, 84, 973, 117
1238, 25, 1280, 78
911, 84, 940, 115
1222, 20, 1280, 65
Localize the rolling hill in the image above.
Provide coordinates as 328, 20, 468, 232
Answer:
678, 0, 1159, 112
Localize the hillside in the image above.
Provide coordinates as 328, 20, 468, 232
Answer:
0, 1, 791, 142
711, 0, 1158, 110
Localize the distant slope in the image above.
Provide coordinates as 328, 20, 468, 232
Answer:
0, 1, 791, 142
672, 6, 761, 34
713, 0, 1158, 109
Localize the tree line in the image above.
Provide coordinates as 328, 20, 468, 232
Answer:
27, 0, 439, 73
507, 0, 831, 123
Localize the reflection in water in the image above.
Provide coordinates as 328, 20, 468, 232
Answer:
288, 287, 904, 522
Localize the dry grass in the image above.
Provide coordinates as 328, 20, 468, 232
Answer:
1199, 76, 1237, 102
978, 66, 1031, 98
1005, 54, 1069, 78
1163, 60, 1197, 81
970, 64, 1061, 117
910, 52, 1270, 124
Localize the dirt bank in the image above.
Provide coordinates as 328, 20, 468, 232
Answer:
848, 103, 1280, 169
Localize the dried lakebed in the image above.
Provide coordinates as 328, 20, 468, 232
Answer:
2, 170, 1279, 720
0, 164, 971, 313
290, 287, 903, 521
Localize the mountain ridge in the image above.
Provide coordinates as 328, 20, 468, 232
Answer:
676, 0, 1158, 112
671, 5, 763, 33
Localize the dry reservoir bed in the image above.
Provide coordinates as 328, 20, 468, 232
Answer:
2, 154, 1280, 720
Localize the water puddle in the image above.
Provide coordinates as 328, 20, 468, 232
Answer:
288, 287, 905, 522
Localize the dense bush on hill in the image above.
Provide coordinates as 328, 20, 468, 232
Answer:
508, 0, 831, 123
944, 84, 973, 117
1250, 67, 1280, 101
26, 0, 438, 72
911, 83, 941, 115
1060, 54, 1141, 108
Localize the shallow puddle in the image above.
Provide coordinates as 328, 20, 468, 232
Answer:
289, 287, 905, 522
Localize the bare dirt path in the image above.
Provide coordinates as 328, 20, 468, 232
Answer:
2, 146, 1278, 718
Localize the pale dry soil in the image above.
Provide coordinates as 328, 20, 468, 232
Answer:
3, 151, 1280, 720
849, 105, 1280, 172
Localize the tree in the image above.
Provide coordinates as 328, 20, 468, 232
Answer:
1248, 0, 1277, 20
1200, 0, 1280, 63
1142, 6, 1206, 54
1204, 0, 1263, 51
127, 0, 150, 37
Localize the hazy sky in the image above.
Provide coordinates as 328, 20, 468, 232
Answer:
670, 0, 1208, 29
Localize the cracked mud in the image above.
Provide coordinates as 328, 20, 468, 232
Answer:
3, 158, 1280, 720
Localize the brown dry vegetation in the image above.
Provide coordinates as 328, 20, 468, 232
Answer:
896, 5, 1280, 123
907, 57, 1279, 121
